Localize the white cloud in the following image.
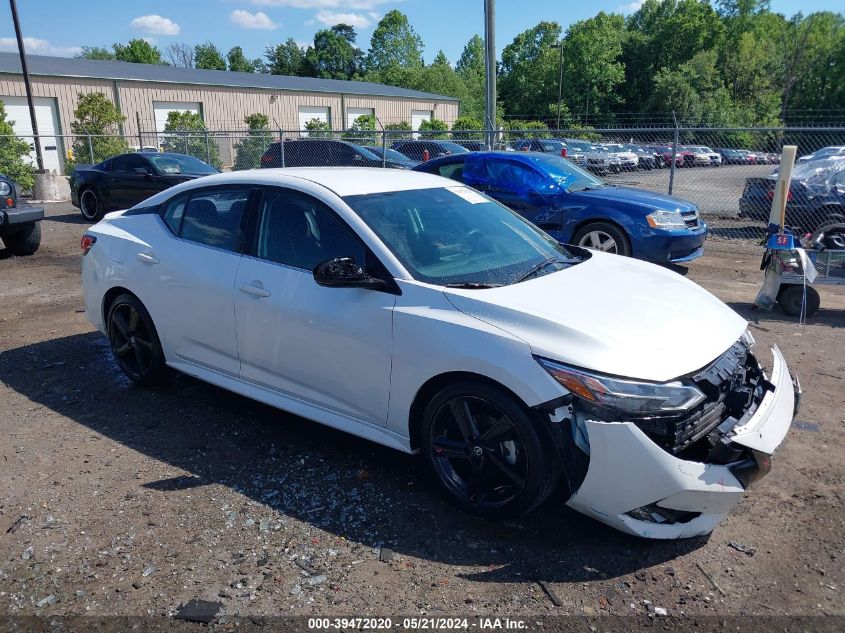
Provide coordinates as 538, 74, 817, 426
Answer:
130, 15, 181, 36
230, 9, 279, 30
315, 10, 375, 28
251, 1, 390, 9
0, 36, 81, 57
618, 1, 646, 12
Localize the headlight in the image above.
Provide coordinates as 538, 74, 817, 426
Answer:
0, 180, 11, 196
536, 357, 706, 414
646, 209, 686, 229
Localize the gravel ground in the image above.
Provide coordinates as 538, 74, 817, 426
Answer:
0, 203, 843, 622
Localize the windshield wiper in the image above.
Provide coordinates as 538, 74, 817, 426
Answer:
444, 282, 503, 289
516, 257, 576, 283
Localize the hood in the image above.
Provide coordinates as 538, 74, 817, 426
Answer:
574, 185, 697, 213
444, 252, 746, 382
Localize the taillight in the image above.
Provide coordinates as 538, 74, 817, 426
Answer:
560, 148, 567, 158
260, 154, 272, 166
766, 188, 793, 201
81, 234, 96, 255
5, 198, 13, 207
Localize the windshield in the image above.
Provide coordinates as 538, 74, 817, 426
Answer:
343, 186, 583, 287
521, 153, 604, 191
538, 140, 565, 152
148, 154, 217, 175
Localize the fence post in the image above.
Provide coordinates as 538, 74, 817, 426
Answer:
184, 133, 189, 155
135, 112, 143, 149
668, 112, 679, 196
381, 130, 387, 168
205, 131, 211, 164
87, 133, 94, 163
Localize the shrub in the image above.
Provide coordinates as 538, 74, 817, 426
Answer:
161, 111, 221, 169
342, 114, 377, 145
450, 115, 484, 140
233, 113, 272, 170
67, 92, 129, 173
418, 118, 449, 140
303, 118, 333, 138
384, 121, 412, 142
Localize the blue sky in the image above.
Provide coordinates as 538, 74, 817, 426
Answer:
1, 0, 841, 65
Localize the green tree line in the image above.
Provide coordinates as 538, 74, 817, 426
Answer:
78, 1, 843, 127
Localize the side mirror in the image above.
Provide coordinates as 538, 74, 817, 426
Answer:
313, 257, 385, 290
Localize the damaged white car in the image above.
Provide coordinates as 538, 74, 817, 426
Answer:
81, 169, 799, 539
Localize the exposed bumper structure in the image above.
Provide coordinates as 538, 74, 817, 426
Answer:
566, 346, 796, 539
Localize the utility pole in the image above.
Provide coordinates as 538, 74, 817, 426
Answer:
551, 42, 564, 131
9, 0, 43, 170
484, 0, 496, 150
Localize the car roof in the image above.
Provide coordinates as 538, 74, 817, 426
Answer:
142, 167, 458, 198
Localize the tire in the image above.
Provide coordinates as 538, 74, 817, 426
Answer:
419, 381, 560, 519
2, 222, 41, 256
813, 209, 845, 232
79, 187, 105, 221
106, 293, 168, 387
573, 221, 632, 257
777, 284, 820, 318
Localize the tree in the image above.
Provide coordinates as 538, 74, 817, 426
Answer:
227, 46, 256, 73
266, 39, 305, 76
233, 113, 271, 170
113, 39, 165, 64
418, 118, 449, 139
67, 93, 128, 172
194, 42, 226, 71
161, 111, 220, 168
504, 120, 550, 141
366, 10, 424, 72
563, 12, 627, 121
498, 22, 562, 121
0, 102, 34, 190
304, 25, 362, 80
343, 114, 377, 144
303, 118, 332, 138
77, 46, 115, 61
165, 43, 194, 68
456, 35, 486, 120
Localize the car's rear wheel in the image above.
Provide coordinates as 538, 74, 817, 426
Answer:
420, 381, 559, 518
80, 188, 104, 221
777, 284, 820, 318
573, 222, 632, 257
2, 222, 41, 256
107, 294, 168, 387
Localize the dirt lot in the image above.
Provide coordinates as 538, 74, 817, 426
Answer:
0, 203, 843, 621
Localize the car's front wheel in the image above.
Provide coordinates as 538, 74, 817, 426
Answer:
107, 294, 168, 387
2, 222, 41, 256
420, 381, 560, 518
573, 222, 632, 257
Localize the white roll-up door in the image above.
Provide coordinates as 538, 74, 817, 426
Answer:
411, 110, 432, 130
346, 107, 374, 129
153, 101, 202, 133
0, 96, 63, 172
298, 106, 330, 134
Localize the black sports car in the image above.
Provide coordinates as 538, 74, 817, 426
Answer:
70, 152, 218, 221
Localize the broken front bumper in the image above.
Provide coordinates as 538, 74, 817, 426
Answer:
565, 346, 796, 539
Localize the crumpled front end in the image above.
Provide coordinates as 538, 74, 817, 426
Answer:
561, 344, 797, 539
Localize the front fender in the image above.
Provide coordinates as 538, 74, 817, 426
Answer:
551, 204, 645, 244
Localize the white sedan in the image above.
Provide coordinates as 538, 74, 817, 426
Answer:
81, 168, 798, 539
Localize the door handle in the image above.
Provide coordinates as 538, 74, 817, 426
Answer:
239, 283, 271, 298
137, 252, 160, 264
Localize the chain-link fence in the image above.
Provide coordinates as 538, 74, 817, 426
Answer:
3, 125, 844, 252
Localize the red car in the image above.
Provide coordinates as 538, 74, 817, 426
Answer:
647, 145, 685, 168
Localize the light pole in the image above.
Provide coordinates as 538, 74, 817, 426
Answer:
9, 0, 43, 171
484, 0, 497, 150
551, 42, 564, 131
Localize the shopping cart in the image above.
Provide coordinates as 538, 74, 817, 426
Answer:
777, 247, 845, 317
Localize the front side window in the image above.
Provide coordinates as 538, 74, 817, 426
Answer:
254, 188, 366, 271
344, 186, 584, 287
179, 189, 250, 251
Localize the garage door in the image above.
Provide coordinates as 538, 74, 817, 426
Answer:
411, 109, 432, 139
0, 96, 63, 172
346, 107, 374, 129
298, 106, 330, 135
153, 101, 202, 133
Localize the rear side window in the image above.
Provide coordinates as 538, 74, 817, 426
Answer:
175, 189, 250, 251
437, 162, 465, 181
162, 196, 186, 233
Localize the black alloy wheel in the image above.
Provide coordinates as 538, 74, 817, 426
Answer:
107, 294, 167, 386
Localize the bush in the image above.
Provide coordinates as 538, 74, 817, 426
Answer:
451, 115, 484, 140
504, 120, 550, 141
67, 92, 129, 173
418, 118, 449, 140
233, 113, 272, 170
161, 111, 221, 169
303, 118, 333, 139
0, 102, 34, 190
342, 114, 377, 145
384, 121, 412, 142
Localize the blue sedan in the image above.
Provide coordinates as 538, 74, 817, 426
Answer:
413, 152, 707, 263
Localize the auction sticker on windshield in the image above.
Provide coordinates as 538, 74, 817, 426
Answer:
447, 186, 487, 204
